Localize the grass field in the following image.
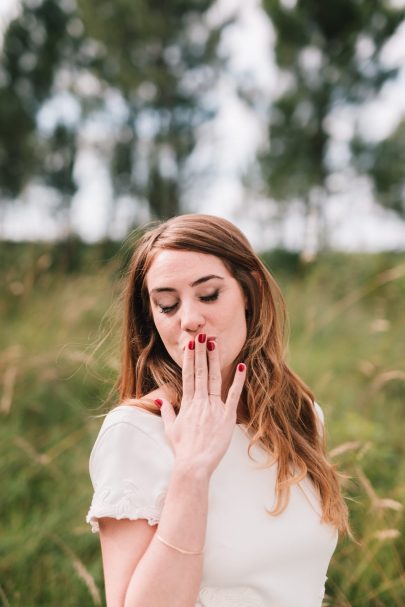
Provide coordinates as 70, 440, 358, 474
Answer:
0, 241, 404, 606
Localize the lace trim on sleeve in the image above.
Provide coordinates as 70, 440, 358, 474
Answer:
86, 480, 167, 533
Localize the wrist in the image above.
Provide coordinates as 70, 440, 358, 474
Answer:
172, 459, 212, 485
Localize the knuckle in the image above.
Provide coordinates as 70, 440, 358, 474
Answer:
209, 373, 221, 383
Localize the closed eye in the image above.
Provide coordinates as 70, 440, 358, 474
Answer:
159, 303, 178, 314
200, 290, 219, 303
158, 290, 220, 315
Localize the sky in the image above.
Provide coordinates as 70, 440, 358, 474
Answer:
1, 0, 405, 252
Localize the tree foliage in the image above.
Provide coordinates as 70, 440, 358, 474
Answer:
0, 0, 79, 200
0, 0, 224, 222
260, 0, 405, 229
352, 119, 405, 216
1, 0, 405, 238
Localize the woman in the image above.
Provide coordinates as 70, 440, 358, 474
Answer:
86, 214, 349, 607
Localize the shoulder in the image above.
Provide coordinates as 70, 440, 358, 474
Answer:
312, 401, 326, 438
91, 405, 159, 450
89, 401, 171, 478
113, 386, 172, 420
88, 386, 175, 479
313, 401, 325, 425
92, 388, 170, 448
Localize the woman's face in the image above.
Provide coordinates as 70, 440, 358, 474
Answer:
146, 249, 248, 382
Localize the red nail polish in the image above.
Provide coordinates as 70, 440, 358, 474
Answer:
198, 333, 206, 343
188, 340, 195, 350
238, 363, 246, 372
207, 340, 215, 351
154, 399, 163, 408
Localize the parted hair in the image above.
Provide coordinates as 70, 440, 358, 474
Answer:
117, 214, 349, 534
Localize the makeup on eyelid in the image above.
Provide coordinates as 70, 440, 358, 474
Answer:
156, 289, 220, 314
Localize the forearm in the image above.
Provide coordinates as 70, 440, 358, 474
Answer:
124, 463, 210, 607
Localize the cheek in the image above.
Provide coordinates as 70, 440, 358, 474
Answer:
152, 313, 176, 345
219, 301, 247, 347
234, 303, 248, 346
234, 318, 247, 350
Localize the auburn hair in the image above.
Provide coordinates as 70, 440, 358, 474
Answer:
116, 214, 349, 534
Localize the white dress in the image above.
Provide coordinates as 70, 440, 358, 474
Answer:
86, 404, 338, 607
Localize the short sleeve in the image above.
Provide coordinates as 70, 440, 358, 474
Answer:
86, 419, 172, 533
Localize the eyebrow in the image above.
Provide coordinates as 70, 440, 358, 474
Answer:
150, 274, 224, 295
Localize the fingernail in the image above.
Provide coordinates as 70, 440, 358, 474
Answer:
188, 340, 195, 350
198, 333, 206, 343
207, 340, 215, 351
237, 363, 246, 372
154, 399, 163, 408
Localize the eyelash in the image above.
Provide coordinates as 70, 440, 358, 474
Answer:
158, 290, 220, 314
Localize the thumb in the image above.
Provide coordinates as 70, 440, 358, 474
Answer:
154, 398, 176, 429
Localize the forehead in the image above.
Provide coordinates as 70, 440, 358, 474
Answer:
146, 249, 232, 288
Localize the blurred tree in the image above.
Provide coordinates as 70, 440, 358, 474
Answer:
0, 0, 79, 205
77, 0, 222, 220
0, 0, 224, 230
352, 119, 405, 217
260, 0, 405, 251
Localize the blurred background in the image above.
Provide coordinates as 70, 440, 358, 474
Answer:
0, 0, 404, 605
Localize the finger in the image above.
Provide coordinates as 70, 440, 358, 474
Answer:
182, 339, 195, 405
156, 398, 176, 429
194, 333, 208, 395
225, 362, 246, 417
207, 339, 222, 399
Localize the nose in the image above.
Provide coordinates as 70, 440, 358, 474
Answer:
180, 300, 205, 333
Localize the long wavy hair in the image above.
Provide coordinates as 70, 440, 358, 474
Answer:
117, 214, 349, 534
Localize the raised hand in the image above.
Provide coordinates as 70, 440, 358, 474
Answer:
158, 334, 246, 478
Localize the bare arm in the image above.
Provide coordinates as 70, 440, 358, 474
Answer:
128, 465, 208, 607
99, 463, 209, 607
99, 335, 246, 607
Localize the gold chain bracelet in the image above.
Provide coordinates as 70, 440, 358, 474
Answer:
156, 533, 204, 555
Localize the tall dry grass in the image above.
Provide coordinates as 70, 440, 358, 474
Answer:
0, 243, 404, 606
